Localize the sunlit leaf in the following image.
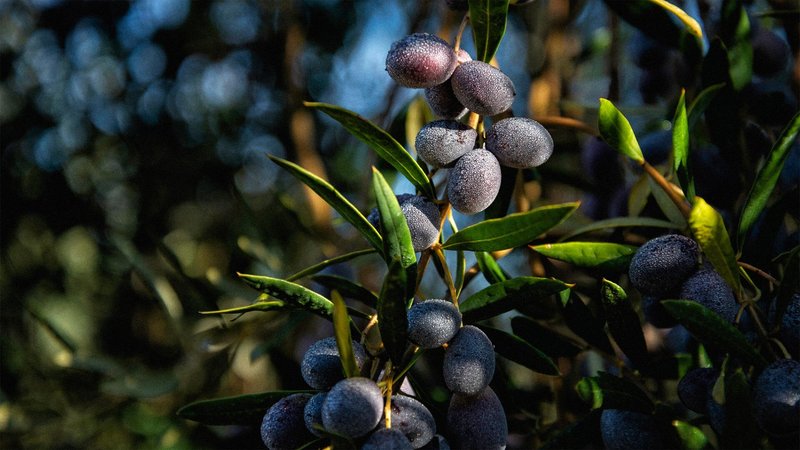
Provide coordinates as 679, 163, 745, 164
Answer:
661, 300, 768, 369
575, 371, 654, 413
738, 111, 800, 249
460, 276, 571, 322
689, 197, 741, 295
372, 167, 417, 269
672, 89, 695, 202
269, 156, 383, 251
177, 391, 314, 425
443, 202, 579, 251
603, 0, 703, 58
598, 99, 644, 164
468, 0, 510, 63
600, 279, 648, 365
305, 102, 434, 198
672, 420, 713, 450
479, 325, 560, 375
719, 0, 752, 91
648, 0, 703, 40
238, 273, 333, 318
531, 242, 638, 272
331, 291, 358, 378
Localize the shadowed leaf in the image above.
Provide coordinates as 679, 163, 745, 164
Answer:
460, 276, 571, 322
468, 0, 510, 63
177, 391, 314, 426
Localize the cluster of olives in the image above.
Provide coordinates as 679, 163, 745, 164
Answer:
385, 33, 554, 215
259, 298, 507, 449
627, 234, 739, 328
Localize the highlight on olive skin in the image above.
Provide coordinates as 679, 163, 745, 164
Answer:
384, 395, 437, 449
450, 60, 515, 116
362, 428, 414, 450
628, 234, 699, 297
415, 119, 477, 168
752, 359, 800, 437
679, 266, 738, 323
446, 386, 507, 450
443, 325, 495, 395
300, 337, 367, 390
407, 299, 462, 349
321, 377, 385, 439
386, 33, 458, 88
485, 117, 554, 169
599, 409, 673, 450
260, 393, 314, 450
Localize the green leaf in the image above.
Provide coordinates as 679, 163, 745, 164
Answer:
540, 410, 601, 450
442, 202, 579, 251
673, 420, 713, 450
598, 99, 644, 164
647, 175, 687, 227
305, 102, 434, 198
287, 248, 377, 281
531, 242, 638, 272
177, 391, 314, 425
372, 168, 417, 269
560, 290, 615, 355
648, 0, 704, 41
672, 90, 695, 202
719, 0, 752, 91
269, 156, 383, 252
479, 325, 560, 376
237, 274, 333, 319
200, 299, 287, 316
661, 300, 768, 369
378, 258, 412, 365
575, 371, 655, 413
484, 166, 517, 219
687, 83, 725, 130
559, 216, 680, 242
510, 316, 584, 358
600, 279, 648, 366
713, 368, 760, 450
460, 276, 570, 322
331, 291, 358, 378
468, 0, 510, 63
689, 197, 741, 295
776, 246, 799, 322
310, 274, 378, 307
475, 251, 508, 284
738, 111, 800, 249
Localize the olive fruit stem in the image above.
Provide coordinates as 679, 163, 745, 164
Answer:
535, 115, 598, 136
433, 246, 459, 305
640, 160, 692, 218
738, 261, 778, 286
383, 360, 393, 428
453, 13, 469, 53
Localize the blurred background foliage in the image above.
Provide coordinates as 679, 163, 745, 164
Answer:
0, 0, 796, 448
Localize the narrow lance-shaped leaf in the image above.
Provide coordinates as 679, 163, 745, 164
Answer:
475, 251, 508, 284
540, 410, 601, 450
687, 83, 725, 129
600, 279, 649, 366
443, 202, 579, 251
560, 290, 615, 355
288, 248, 377, 281
200, 298, 287, 316
738, 111, 800, 249
479, 325, 560, 376
672, 420, 713, 450
598, 99, 644, 164
372, 167, 417, 269
460, 276, 571, 322
672, 89, 695, 202
689, 197, 741, 295
531, 242, 638, 272
720, 0, 752, 91
575, 371, 655, 413
558, 216, 679, 242
661, 300, 768, 369
310, 274, 378, 308
468, 0, 510, 63
237, 273, 333, 319
511, 315, 584, 358
715, 368, 760, 450
647, 174, 687, 227
177, 390, 314, 426
269, 156, 382, 252
331, 290, 358, 378
305, 102, 434, 198
378, 258, 412, 365
648, 0, 704, 41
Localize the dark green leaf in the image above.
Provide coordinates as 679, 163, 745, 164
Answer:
540, 410, 602, 450
468, 0, 510, 63
475, 251, 508, 284
687, 83, 725, 129
719, 0, 752, 91
559, 216, 680, 242
673, 420, 713, 450
603, 0, 702, 59
177, 391, 313, 426
648, 0, 703, 41
560, 290, 615, 355
575, 371, 654, 413
647, 175, 687, 227
510, 316, 584, 357
661, 300, 768, 369
372, 168, 417, 269
738, 111, 800, 249
305, 102, 434, 198
672, 90, 695, 202
331, 291, 358, 378
460, 276, 570, 322
378, 258, 412, 365
531, 242, 638, 272
269, 156, 383, 251
775, 246, 799, 323
689, 197, 741, 295
442, 202, 579, 251
600, 279, 648, 366
484, 166, 517, 219
288, 248, 378, 281
714, 368, 760, 450
200, 299, 287, 316
598, 99, 644, 164
238, 273, 333, 318
479, 325, 560, 376
310, 274, 378, 307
